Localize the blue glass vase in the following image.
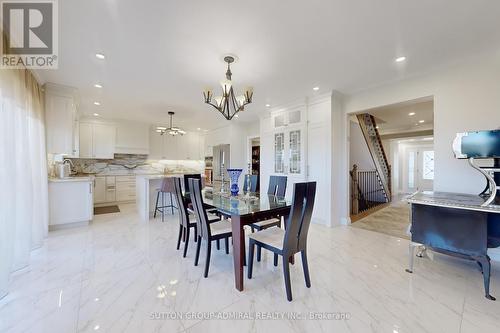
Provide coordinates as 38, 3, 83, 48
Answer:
226, 168, 243, 196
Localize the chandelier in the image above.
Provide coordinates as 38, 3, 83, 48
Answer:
156, 112, 186, 136
203, 55, 253, 120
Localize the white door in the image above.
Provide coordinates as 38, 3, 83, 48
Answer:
79, 122, 93, 158
406, 147, 434, 192
93, 123, 116, 159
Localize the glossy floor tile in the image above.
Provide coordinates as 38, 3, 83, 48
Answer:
1, 203, 499, 333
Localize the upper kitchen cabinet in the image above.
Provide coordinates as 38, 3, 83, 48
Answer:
149, 128, 202, 160
115, 121, 150, 154
44, 83, 79, 157
79, 120, 116, 159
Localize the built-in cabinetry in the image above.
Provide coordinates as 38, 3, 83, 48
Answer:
48, 179, 94, 229
79, 121, 116, 159
149, 129, 203, 160
93, 175, 136, 205
261, 107, 307, 198
115, 121, 150, 154
44, 83, 79, 156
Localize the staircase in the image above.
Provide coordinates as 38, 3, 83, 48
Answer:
356, 113, 391, 203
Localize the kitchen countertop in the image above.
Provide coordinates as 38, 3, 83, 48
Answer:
49, 175, 94, 183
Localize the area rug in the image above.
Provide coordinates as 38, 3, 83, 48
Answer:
94, 205, 120, 215
350, 200, 410, 239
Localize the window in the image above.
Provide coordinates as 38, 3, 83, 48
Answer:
423, 150, 435, 180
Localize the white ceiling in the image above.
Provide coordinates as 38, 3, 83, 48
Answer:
35, 0, 500, 130
368, 99, 434, 134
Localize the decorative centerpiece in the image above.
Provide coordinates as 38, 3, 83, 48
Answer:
226, 168, 243, 196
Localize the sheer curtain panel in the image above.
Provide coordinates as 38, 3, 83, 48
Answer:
0, 67, 48, 299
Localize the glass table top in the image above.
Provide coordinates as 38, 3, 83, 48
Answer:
201, 191, 291, 216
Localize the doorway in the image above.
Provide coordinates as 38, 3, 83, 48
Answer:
405, 145, 434, 192
247, 136, 261, 190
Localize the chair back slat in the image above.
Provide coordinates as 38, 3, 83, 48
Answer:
172, 177, 190, 228
268, 175, 287, 197
283, 182, 317, 254
184, 174, 201, 193
188, 178, 211, 239
243, 174, 258, 192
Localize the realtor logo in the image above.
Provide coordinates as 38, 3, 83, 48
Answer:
1, 0, 58, 68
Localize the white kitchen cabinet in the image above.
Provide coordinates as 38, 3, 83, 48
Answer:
48, 179, 93, 229
116, 175, 136, 202
115, 121, 150, 154
79, 122, 93, 158
79, 121, 116, 159
149, 129, 202, 160
93, 176, 106, 204
105, 176, 116, 202
44, 83, 79, 156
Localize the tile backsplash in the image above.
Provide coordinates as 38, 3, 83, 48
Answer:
49, 154, 204, 176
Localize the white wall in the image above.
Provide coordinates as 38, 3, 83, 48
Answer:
343, 53, 500, 195
349, 120, 375, 170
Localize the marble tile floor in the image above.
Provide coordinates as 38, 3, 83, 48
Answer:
1, 203, 499, 333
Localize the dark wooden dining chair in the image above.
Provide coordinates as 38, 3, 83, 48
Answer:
172, 177, 220, 258
184, 173, 202, 193
189, 178, 233, 278
249, 175, 288, 260
268, 175, 287, 197
247, 181, 316, 301
243, 174, 259, 193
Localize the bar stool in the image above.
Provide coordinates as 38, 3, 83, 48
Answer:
154, 177, 177, 222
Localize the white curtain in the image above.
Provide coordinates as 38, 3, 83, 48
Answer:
0, 67, 49, 299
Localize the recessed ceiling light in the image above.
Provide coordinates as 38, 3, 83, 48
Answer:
95, 53, 105, 60
93, 113, 99, 116
94, 83, 103, 88
408, 112, 415, 116
197, 128, 201, 131
94, 101, 101, 106
395, 56, 406, 62
419, 120, 425, 123
312, 87, 320, 91
265, 104, 271, 107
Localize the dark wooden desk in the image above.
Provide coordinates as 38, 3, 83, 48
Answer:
202, 191, 291, 291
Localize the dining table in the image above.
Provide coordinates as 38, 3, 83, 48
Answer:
193, 190, 292, 291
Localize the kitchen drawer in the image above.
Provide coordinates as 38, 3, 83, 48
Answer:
116, 189, 136, 202
116, 181, 136, 192
116, 175, 136, 183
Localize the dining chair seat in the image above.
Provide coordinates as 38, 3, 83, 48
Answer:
209, 219, 233, 236
248, 226, 284, 251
